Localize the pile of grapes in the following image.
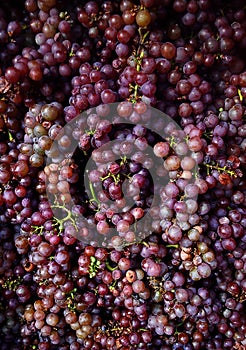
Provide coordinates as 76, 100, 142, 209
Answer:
0, 0, 245, 349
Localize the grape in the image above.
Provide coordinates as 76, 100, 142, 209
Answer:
153, 142, 170, 158
136, 9, 152, 27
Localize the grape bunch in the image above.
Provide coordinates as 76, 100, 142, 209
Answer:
0, 0, 245, 349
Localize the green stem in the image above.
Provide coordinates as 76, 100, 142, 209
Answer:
85, 129, 96, 135
138, 28, 150, 45
134, 83, 140, 98
31, 225, 44, 235
111, 174, 120, 184
109, 280, 117, 290
89, 181, 99, 205
8, 131, 14, 141
203, 163, 236, 177
238, 89, 243, 101
169, 135, 177, 148
51, 205, 78, 230
89, 257, 100, 278
106, 261, 118, 271
120, 156, 127, 165
101, 173, 111, 181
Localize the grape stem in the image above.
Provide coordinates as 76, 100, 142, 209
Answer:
105, 261, 118, 271
51, 205, 78, 231
129, 83, 141, 103
203, 131, 213, 139
31, 225, 44, 235
238, 89, 243, 101
89, 256, 101, 278
168, 135, 178, 148
89, 181, 100, 205
85, 129, 96, 135
8, 130, 14, 141
128, 28, 149, 102
203, 163, 237, 177
120, 156, 128, 165
109, 280, 117, 291
1, 276, 21, 291
175, 320, 185, 335
101, 173, 121, 185
66, 287, 78, 311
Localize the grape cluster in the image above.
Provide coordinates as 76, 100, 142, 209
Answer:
0, 0, 246, 349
